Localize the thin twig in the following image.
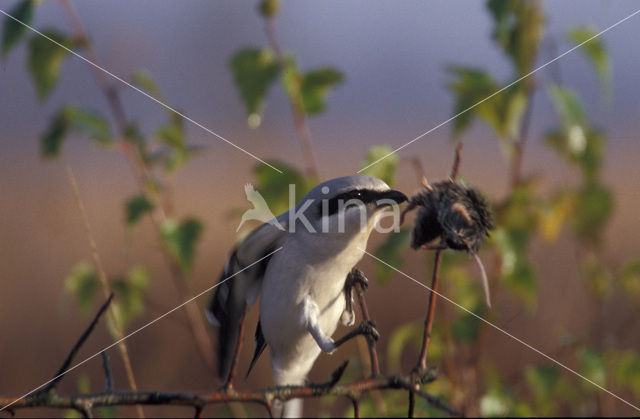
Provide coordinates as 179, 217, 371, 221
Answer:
101, 351, 114, 392
351, 397, 361, 418
1, 374, 460, 417
402, 156, 427, 186
354, 282, 380, 377
354, 281, 388, 414
265, 17, 320, 179
408, 145, 466, 416
450, 142, 463, 181
416, 249, 443, 372
408, 391, 416, 418
58, 0, 216, 376
66, 167, 144, 419
38, 294, 114, 394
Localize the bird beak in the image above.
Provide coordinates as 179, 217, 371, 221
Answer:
376, 189, 408, 207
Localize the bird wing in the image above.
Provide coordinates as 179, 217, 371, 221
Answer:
206, 213, 289, 381
245, 319, 267, 379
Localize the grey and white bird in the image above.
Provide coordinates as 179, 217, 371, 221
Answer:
206, 175, 407, 417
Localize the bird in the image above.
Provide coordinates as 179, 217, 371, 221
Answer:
206, 175, 407, 417
236, 183, 284, 232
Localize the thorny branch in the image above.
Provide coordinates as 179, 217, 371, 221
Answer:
401, 144, 465, 417
38, 294, 114, 396
0, 266, 461, 418
0, 370, 457, 418
0, 298, 459, 417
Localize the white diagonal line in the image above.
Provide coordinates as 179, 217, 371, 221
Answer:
359, 247, 640, 413
0, 246, 283, 412
0, 8, 283, 174
358, 8, 640, 173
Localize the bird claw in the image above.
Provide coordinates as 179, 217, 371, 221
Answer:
359, 320, 380, 342
346, 268, 369, 291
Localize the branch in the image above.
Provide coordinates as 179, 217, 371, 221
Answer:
101, 351, 114, 392
0, 292, 459, 417
38, 294, 114, 395
66, 167, 143, 411
354, 282, 380, 377
406, 145, 464, 417
57, 0, 216, 375
264, 16, 321, 179
1, 372, 459, 417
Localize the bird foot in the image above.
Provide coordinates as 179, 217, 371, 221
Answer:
346, 268, 369, 291
356, 320, 380, 342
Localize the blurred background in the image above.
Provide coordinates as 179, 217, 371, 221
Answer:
1, 0, 639, 417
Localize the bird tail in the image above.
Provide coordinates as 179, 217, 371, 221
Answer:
206, 251, 248, 381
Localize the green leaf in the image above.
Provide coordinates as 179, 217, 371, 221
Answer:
571, 183, 613, 243
40, 105, 112, 158
156, 115, 185, 149
258, 0, 280, 18
613, 351, 640, 399
618, 258, 640, 296
451, 312, 482, 344
41, 109, 70, 157
229, 48, 279, 128
491, 227, 537, 306
64, 106, 112, 144
583, 254, 613, 298
386, 321, 422, 373
525, 365, 560, 400
524, 365, 562, 415
547, 85, 587, 128
538, 190, 576, 242
443, 260, 483, 309
480, 384, 515, 417
299, 67, 343, 115
27, 30, 75, 100
447, 66, 499, 136
446, 65, 527, 140
568, 26, 611, 97
360, 145, 399, 186
125, 194, 154, 227
253, 160, 312, 216
546, 127, 605, 182
110, 265, 149, 329
2, 0, 35, 57
579, 347, 606, 387
131, 69, 163, 100
373, 229, 410, 284
64, 262, 99, 314
160, 217, 204, 274
487, 0, 544, 75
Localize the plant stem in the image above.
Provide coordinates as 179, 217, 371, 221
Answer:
417, 249, 443, 371
264, 17, 320, 179
58, 0, 216, 375
66, 167, 145, 419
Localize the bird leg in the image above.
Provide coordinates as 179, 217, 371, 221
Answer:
342, 268, 369, 326
302, 294, 380, 354
345, 268, 381, 376
332, 320, 380, 349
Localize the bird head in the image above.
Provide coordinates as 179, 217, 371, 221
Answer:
293, 175, 407, 236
